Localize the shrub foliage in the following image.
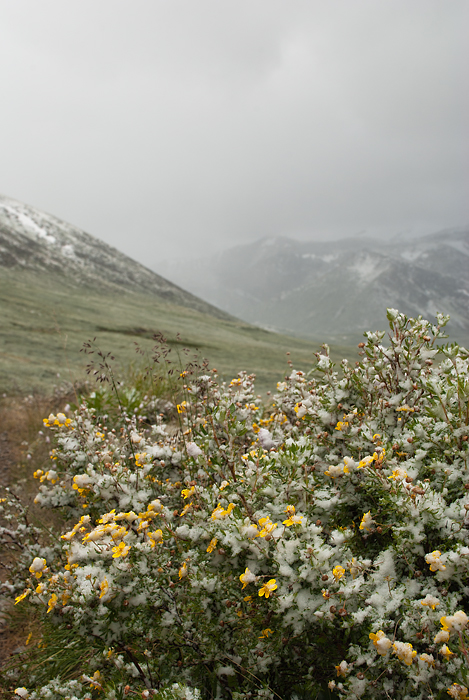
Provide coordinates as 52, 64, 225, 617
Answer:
2, 310, 469, 700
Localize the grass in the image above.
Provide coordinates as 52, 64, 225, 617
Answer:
0, 268, 358, 396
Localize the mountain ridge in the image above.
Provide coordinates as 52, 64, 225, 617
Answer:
0, 194, 231, 321
159, 228, 469, 342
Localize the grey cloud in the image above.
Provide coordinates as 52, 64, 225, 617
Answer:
0, 0, 467, 265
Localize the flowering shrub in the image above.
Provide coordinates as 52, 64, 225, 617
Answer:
2, 310, 469, 699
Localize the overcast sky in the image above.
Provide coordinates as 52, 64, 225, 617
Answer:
0, 1, 467, 267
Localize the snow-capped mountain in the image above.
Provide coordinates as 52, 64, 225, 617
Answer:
159, 229, 469, 341
0, 194, 228, 320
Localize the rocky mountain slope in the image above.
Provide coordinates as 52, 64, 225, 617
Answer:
0, 194, 229, 320
161, 229, 469, 342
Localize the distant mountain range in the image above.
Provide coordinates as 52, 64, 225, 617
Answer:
159, 229, 469, 342
0, 194, 229, 320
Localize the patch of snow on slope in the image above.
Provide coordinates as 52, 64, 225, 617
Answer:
401, 250, 421, 262
17, 212, 57, 244
0, 202, 56, 244
349, 254, 384, 284
61, 244, 75, 258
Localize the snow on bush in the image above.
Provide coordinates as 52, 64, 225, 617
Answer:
2, 310, 469, 699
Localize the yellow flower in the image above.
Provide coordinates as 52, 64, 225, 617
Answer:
332, 566, 345, 581
388, 468, 408, 481
419, 653, 435, 666
179, 562, 188, 580
420, 595, 440, 610
258, 628, 273, 639
283, 514, 303, 527
147, 530, 163, 548
14, 589, 31, 605
358, 455, 375, 469
111, 542, 131, 558
29, 557, 47, 579
47, 593, 58, 614
335, 420, 349, 431
210, 503, 235, 520
177, 401, 187, 414
440, 644, 454, 661
335, 661, 349, 677
181, 486, 195, 499
425, 550, 446, 572
99, 578, 109, 599
392, 641, 416, 665
240, 567, 256, 589
258, 579, 277, 598
359, 511, 375, 532
135, 452, 147, 467
97, 510, 116, 524
206, 538, 218, 553
369, 630, 392, 656
258, 516, 277, 537
440, 611, 468, 634
434, 629, 450, 644
447, 684, 468, 699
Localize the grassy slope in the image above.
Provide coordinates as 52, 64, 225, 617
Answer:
0, 269, 357, 395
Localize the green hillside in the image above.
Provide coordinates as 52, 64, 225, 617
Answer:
0, 268, 357, 395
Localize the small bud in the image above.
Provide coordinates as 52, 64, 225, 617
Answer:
316, 519, 322, 526
321, 574, 329, 581
376, 526, 382, 534
407, 437, 413, 444
219, 620, 225, 627
357, 672, 365, 680
414, 570, 422, 578
329, 605, 336, 614
358, 342, 365, 348
257, 650, 264, 657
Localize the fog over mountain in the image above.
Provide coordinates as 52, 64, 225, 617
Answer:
0, 2, 467, 263
159, 229, 469, 342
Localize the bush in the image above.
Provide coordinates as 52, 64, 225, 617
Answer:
2, 310, 469, 699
